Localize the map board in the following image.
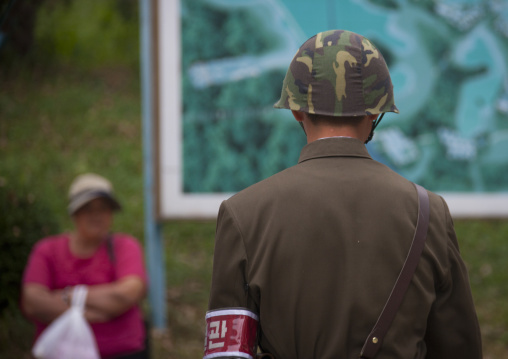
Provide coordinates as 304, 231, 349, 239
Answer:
157, 0, 508, 219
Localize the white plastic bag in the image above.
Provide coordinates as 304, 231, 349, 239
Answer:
32, 285, 100, 359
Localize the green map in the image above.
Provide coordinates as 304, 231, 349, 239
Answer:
181, 0, 508, 193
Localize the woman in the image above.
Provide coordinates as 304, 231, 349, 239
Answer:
22, 173, 148, 359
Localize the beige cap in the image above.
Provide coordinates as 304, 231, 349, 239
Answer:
68, 173, 121, 215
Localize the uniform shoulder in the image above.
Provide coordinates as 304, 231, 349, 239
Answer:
226, 165, 296, 205
426, 189, 451, 216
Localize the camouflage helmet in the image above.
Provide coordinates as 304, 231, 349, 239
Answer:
274, 30, 399, 117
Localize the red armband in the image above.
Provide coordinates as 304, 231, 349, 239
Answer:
203, 308, 259, 359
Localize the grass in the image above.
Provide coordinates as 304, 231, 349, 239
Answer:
1, 64, 508, 358
160, 221, 216, 358
456, 220, 508, 357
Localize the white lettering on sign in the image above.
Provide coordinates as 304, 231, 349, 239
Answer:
208, 320, 228, 349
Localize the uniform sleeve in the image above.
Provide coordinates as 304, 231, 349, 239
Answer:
22, 240, 53, 288
114, 235, 148, 284
424, 198, 482, 358
208, 200, 252, 311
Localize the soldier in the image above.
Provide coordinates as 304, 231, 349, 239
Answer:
203, 30, 482, 359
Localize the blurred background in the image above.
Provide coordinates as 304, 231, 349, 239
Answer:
1, 0, 508, 358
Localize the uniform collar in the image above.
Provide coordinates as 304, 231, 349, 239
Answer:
298, 137, 372, 164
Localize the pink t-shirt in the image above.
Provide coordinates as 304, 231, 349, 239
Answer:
23, 233, 148, 358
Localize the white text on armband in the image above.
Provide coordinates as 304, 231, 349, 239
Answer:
203, 308, 259, 359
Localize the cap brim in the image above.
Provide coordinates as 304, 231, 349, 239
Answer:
68, 191, 121, 215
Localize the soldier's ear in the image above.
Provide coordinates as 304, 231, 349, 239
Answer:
369, 114, 380, 122
291, 110, 306, 123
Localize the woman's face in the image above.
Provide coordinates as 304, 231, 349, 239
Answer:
73, 197, 114, 241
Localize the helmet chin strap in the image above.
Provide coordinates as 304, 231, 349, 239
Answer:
365, 113, 385, 144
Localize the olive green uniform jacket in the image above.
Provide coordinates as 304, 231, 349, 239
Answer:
208, 137, 482, 359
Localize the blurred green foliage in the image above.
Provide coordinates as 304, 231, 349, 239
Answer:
34, 0, 139, 69
0, 0, 44, 69
0, 182, 58, 358
0, 182, 59, 310
0, 0, 139, 71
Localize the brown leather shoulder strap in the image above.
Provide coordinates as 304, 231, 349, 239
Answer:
360, 183, 430, 359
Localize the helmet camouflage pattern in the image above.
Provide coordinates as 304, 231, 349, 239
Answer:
274, 30, 399, 117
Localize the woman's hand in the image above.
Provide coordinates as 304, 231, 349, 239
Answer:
22, 284, 69, 324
